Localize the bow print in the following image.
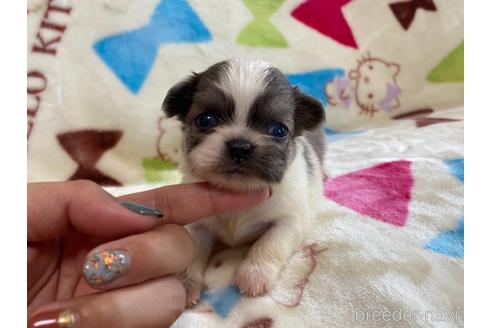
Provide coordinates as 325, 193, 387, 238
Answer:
389, 0, 437, 30
57, 129, 123, 186
392, 108, 461, 128
291, 0, 358, 49
93, 0, 211, 94
236, 0, 288, 47
287, 68, 345, 106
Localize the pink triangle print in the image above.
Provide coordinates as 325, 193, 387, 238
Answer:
291, 0, 358, 49
324, 160, 413, 226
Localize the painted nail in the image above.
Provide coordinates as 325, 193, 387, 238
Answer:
120, 201, 163, 218
29, 309, 79, 328
83, 250, 129, 286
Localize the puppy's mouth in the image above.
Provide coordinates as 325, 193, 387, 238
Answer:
221, 167, 249, 176
194, 163, 270, 192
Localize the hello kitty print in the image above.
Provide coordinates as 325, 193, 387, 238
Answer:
328, 53, 402, 117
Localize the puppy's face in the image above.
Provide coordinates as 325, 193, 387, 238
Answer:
162, 59, 324, 191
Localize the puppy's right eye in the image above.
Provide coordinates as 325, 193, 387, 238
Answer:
195, 113, 217, 129
268, 122, 289, 139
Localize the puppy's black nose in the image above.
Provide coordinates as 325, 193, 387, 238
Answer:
226, 139, 254, 163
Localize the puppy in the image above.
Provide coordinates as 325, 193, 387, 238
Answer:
162, 58, 327, 305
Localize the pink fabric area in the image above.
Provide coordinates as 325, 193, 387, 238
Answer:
291, 0, 358, 49
324, 160, 413, 226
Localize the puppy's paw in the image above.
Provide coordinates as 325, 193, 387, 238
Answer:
181, 270, 204, 307
184, 278, 203, 307
234, 260, 278, 297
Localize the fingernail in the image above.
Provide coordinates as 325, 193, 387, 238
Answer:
29, 309, 79, 328
120, 201, 163, 218
83, 250, 129, 286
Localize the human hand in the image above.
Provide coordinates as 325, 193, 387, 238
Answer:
28, 180, 269, 328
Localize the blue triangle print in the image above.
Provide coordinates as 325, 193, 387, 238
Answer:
287, 69, 345, 106
93, 0, 211, 93
200, 285, 241, 318
444, 158, 463, 183
324, 128, 363, 142
425, 217, 464, 258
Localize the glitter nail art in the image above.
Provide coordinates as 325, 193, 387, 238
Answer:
83, 250, 129, 286
58, 309, 79, 328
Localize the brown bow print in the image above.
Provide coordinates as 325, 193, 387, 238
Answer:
392, 108, 461, 128
57, 129, 123, 186
389, 0, 437, 30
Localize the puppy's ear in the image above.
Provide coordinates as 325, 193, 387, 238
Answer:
162, 73, 200, 121
293, 88, 326, 135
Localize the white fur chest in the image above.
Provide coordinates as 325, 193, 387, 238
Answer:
204, 211, 273, 247
196, 146, 323, 247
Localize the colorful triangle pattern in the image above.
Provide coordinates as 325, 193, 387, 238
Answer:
392, 108, 462, 128
57, 129, 123, 186
291, 0, 358, 49
236, 0, 288, 48
93, 0, 211, 93
200, 285, 241, 318
142, 157, 180, 183
324, 128, 363, 142
427, 42, 464, 83
287, 69, 345, 106
425, 217, 464, 258
324, 160, 414, 226
444, 158, 463, 183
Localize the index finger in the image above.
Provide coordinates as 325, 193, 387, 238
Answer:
118, 182, 270, 225
27, 181, 162, 242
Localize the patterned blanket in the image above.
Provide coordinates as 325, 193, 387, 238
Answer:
27, 0, 464, 327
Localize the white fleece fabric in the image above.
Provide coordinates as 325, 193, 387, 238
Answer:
28, 0, 463, 327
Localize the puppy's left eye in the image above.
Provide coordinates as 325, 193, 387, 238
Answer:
268, 122, 289, 139
195, 113, 217, 129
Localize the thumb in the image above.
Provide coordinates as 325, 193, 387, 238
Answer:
28, 181, 161, 242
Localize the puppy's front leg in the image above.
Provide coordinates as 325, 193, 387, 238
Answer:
234, 217, 309, 296
183, 224, 215, 306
